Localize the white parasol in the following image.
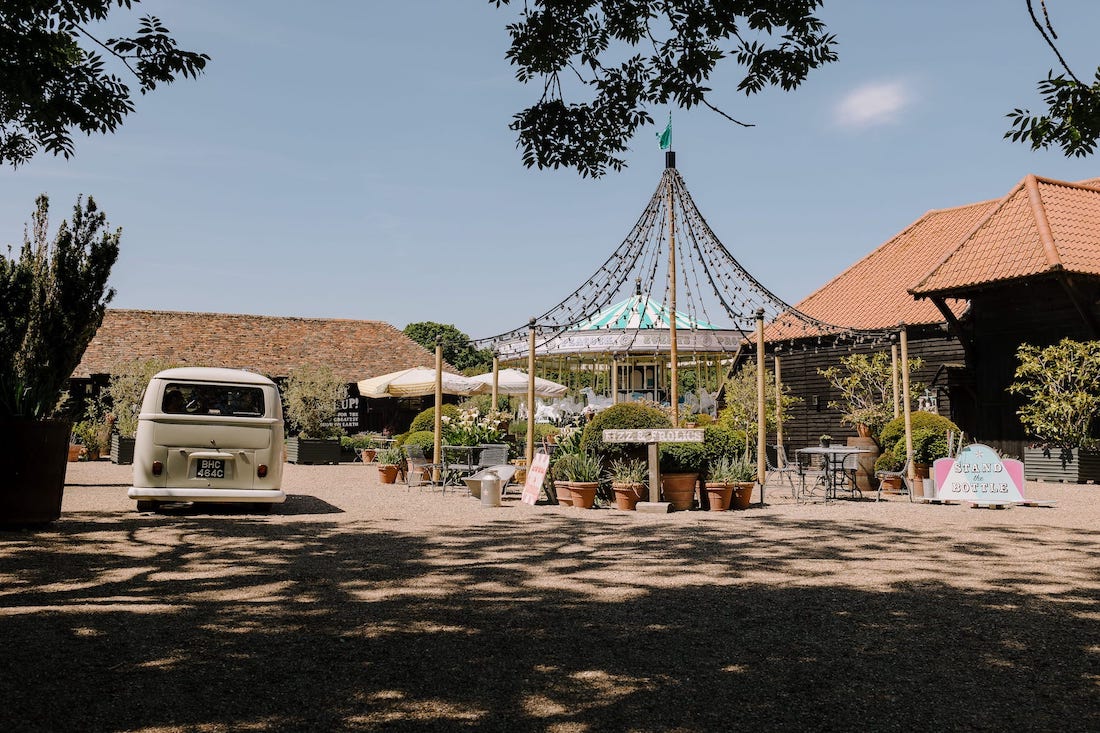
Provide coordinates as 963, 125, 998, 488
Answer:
357, 367, 489, 398
469, 368, 568, 398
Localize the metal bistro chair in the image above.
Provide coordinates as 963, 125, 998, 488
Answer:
403, 444, 437, 491
875, 458, 914, 502
766, 445, 799, 491
837, 451, 863, 499
794, 449, 828, 502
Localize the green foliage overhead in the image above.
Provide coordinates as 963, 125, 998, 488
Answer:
818, 352, 923, 441
282, 364, 346, 439
402, 322, 493, 373
1006, 2, 1100, 158
491, 0, 838, 177
1008, 338, 1100, 449
1, 1, 209, 166
0, 195, 119, 419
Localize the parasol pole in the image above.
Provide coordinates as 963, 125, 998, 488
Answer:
491, 355, 499, 412
666, 156, 680, 424
526, 318, 536, 468
756, 308, 766, 506
433, 336, 443, 484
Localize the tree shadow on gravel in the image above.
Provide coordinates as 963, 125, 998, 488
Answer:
0, 512, 1098, 732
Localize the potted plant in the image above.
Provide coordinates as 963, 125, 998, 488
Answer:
659, 442, 705, 510
1009, 338, 1100, 483
819, 434, 832, 448
0, 195, 119, 526
375, 446, 404, 484
554, 451, 602, 509
283, 364, 347, 464
705, 454, 756, 511
879, 412, 959, 481
71, 419, 104, 461
873, 451, 905, 493
607, 458, 647, 510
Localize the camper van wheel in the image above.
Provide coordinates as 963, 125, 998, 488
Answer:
136, 500, 158, 512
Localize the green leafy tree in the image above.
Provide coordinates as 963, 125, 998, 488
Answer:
818, 352, 923, 441
103, 356, 174, 437
719, 361, 798, 451
403, 322, 493, 373
1008, 338, 1100, 450
0, 195, 119, 419
0, 1, 209, 167
492, 0, 837, 177
1006, 1, 1100, 158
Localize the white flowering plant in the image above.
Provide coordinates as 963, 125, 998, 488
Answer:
442, 407, 507, 446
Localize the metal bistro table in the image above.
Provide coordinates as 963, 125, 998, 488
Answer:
441, 445, 480, 491
795, 445, 873, 501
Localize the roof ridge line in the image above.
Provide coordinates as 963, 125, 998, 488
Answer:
909, 176, 1030, 295
105, 307, 390, 325
1025, 174, 1064, 269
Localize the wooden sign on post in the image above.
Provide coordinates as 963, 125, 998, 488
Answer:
602, 429, 704, 509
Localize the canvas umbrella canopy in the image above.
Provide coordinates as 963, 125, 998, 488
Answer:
469, 368, 568, 398
357, 367, 488, 398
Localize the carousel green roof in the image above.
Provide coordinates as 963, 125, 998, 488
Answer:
571, 294, 717, 331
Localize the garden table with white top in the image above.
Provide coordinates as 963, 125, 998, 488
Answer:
795, 445, 873, 502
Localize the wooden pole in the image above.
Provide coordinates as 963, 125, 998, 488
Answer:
526, 318, 536, 469
667, 174, 680, 425
433, 337, 443, 484
611, 354, 619, 404
491, 355, 499, 412
891, 337, 900, 419
756, 309, 766, 505
900, 325, 914, 484
774, 352, 784, 467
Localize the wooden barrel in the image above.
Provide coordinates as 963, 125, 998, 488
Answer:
847, 436, 880, 492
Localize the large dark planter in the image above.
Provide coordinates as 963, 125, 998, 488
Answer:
286, 437, 341, 465
0, 419, 71, 527
1024, 446, 1100, 483
111, 434, 136, 465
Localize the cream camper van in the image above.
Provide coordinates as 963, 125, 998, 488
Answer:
128, 367, 285, 511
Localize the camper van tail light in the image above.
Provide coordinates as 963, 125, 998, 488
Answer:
257, 464, 268, 478
152, 461, 164, 476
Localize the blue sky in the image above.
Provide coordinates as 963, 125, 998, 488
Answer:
3, 1, 1100, 340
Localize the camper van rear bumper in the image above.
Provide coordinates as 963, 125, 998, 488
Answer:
128, 488, 286, 503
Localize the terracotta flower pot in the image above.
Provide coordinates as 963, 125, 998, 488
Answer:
378, 464, 399, 484
555, 481, 574, 507
660, 473, 698, 510
732, 481, 754, 510
68, 444, 84, 462
612, 482, 645, 510
360, 448, 376, 463
704, 482, 734, 511
570, 482, 598, 509
879, 475, 903, 493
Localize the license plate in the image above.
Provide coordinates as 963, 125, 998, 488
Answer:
196, 459, 226, 479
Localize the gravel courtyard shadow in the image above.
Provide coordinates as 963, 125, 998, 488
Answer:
2, 508, 1098, 732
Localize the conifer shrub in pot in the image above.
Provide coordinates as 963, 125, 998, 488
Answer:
879, 412, 959, 480
0, 195, 119, 526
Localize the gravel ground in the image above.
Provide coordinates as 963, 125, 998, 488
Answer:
1, 461, 1098, 732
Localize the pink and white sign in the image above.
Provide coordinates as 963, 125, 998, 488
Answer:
521, 452, 551, 506
934, 443, 1024, 503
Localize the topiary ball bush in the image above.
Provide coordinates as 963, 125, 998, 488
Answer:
659, 442, 707, 474
403, 430, 436, 455
409, 404, 461, 434
701, 424, 748, 466
879, 412, 959, 451
579, 402, 672, 463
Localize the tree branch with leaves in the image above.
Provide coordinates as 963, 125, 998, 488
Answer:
0, 1, 209, 167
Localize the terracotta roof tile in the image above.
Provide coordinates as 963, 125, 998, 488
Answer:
911, 176, 1100, 296
765, 199, 995, 340
74, 309, 447, 381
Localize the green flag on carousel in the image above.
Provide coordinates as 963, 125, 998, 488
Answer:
657, 115, 672, 150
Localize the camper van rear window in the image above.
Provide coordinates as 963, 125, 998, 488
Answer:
162, 383, 265, 417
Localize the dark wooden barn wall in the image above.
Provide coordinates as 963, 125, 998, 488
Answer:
963, 276, 1100, 444
742, 327, 966, 451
